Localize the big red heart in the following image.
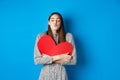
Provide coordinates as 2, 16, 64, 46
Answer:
37, 35, 73, 56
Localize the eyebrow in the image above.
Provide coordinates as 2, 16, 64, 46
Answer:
50, 17, 60, 19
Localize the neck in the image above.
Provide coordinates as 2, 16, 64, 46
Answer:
52, 30, 57, 34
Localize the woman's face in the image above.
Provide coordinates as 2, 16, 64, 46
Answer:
48, 14, 61, 32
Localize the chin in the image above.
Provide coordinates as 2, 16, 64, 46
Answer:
53, 29, 59, 31
53, 27, 59, 30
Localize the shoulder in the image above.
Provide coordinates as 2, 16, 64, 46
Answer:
66, 32, 74, 39
36, 32, 47, 40
66, 32, 74, 42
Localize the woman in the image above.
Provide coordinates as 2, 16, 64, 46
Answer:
34, 12, 76, 80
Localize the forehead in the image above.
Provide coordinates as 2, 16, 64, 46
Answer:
50, 14, 61, 19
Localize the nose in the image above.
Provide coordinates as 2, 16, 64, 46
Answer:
54, 20, 57, 25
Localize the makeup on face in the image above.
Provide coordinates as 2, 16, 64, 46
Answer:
49, 14, 61, 32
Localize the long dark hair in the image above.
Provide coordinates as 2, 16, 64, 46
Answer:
47, 12, 66, 44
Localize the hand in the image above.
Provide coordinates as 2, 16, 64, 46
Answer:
59, 52, 71, 59
42, 54, 50, 57
55, 52, 72, 63
61, 53, 72, 62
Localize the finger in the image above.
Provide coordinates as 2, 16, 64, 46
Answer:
64, 58, 70, 62
66, 52, 69, 54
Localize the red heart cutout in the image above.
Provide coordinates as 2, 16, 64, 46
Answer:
37, 35, 73, 56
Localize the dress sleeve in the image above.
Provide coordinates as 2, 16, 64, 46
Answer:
62, 33, 77, 65
34, 33, 53, 65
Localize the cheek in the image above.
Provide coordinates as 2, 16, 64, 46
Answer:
57, 22, 61, 26
57, 25, 61, 30
49, 23, 53, 27
50, 22, 54, 25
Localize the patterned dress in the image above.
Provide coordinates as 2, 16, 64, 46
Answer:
34, 32, 76, 80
